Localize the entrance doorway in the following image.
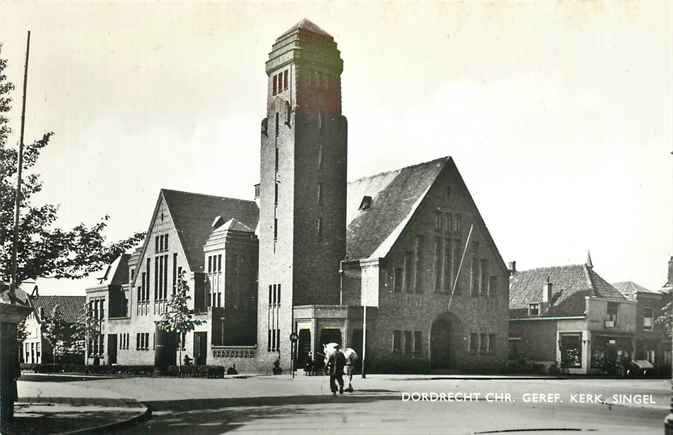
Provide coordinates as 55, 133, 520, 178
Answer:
194, 332, 207, 366
107, 334, 117, 365
430, 312, 463, 370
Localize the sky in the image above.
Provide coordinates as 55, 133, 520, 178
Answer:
0, 0, 671, 295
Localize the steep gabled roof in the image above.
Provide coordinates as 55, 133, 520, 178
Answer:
510, 263, 627, 316
161, 189, 258, 272
97, 254, 129, 287
612, 281, 658, 301
32, 295, 85, 323
346, 157, 446, 260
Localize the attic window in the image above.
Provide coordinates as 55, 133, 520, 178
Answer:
528, 303, 540, 316
212, 215, 225, 229
359, 195, 373, 211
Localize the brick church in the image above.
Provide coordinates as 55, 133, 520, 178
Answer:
86, 19, 509, 373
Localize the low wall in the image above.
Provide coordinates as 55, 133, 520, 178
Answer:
210, 345, 258, 373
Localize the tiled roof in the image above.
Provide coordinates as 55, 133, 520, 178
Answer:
510, 264, 627, 317
612, 281, 658, 301
162, 189, 258, 272
346, 157, 447, 260
97, 254, 129, 286
32, 295, 85, 323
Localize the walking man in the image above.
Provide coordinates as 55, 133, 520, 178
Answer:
327, 344, 346, 395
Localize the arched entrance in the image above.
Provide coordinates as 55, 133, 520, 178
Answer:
430, 312, 464, 370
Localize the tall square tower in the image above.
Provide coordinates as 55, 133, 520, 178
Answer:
257, 19, 347, 367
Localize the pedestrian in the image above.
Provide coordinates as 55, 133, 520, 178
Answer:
343, 347, 358, 392
327, 344, 346, 395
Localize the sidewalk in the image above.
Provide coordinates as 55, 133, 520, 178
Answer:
3, 397, 149, 435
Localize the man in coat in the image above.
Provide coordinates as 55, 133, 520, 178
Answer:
327, 344, 346, 395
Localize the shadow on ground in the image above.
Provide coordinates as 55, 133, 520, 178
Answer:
124, 391, 400, 434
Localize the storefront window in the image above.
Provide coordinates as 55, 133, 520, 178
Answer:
560, 333, 582, 368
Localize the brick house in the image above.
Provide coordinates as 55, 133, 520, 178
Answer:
509, 257, 636, 375
22, 295, 85, 364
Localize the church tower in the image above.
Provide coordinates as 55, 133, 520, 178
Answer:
257, 19, 347, 367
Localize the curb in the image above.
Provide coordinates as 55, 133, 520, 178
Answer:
15, 397, 151, 435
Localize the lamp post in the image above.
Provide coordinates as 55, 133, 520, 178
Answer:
666, 150, 673, 435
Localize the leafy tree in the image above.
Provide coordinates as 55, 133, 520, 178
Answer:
41, 305, 70, 363
156, 271, 204, 370
655, 291, 672, 339
16, 317, 28, 362
73, 302, 102, 359
0, 44, 144, 284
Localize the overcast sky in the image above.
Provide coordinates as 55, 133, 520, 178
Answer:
1, 1, 671, 295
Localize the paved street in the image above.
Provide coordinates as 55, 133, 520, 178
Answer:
19, 374, 669, 434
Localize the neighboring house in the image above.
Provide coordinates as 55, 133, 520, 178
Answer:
612, 280, 669, 374
509, 256, 636, 375
22, 295, 85, 364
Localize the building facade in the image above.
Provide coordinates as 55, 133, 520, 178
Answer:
85, 19, 509, 373
509, 258, 637, 375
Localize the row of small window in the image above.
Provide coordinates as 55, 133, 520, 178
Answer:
136, 332, 151, 350
434, 212, 462, 234
155, 234, 169, 253
267, 328, 281, 352
392, 330, 423, 355
88, 298, 105, 320
272, 70, 289, 96
268, 283, 282, 306
208, 254, 222, 273
119, 333, 130, 350
468, 333, 496, 354
137, 254, 180, 303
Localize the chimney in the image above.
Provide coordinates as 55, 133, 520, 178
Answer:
542, 276, 553, 303
508, 261, 516, 274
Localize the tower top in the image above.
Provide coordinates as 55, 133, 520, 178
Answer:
280, 18, 332, 39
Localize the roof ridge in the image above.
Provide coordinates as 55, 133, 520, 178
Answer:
348, 156, 449, 185
161, 188, 254, 204
513, 264, 586, 274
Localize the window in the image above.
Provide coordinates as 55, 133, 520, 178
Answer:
317, 183, 323, 205
172, 253, 177, 295
274, 183, 279, 205
488, 334, 495, 353
317, 144, 323, 169
154, 257, 159, 300
316, 217, 322, 239
414, 331, 422, 355
452, 239, 461, 294
445, 214, 453, 234
643, 308, 653, 331
480, 259, 488, 296
283, 70, 288, 91
415, 236, 424, 293
394, 268, 403, 293
404, 331, 412, 354
217, 254, 222, 272
359, 196, 372, 211
274, 218, 278, 241
607, 302, 619, 323
488, 276, 497, 297
434, 238, 442, 292
479, 333, 487, 354
443, 239, 452, 293
469, 333, 478, 353
434, 212, 442, 232
529, 303, 540, 316
455, 214, 462, 233
404, 251, 413, 293
471, 257, 479, 297
275, 113, 279, 137
272, 75, 277, 95
208, 256, 212, 273
559, 333, 582, 368
392, 330, 402, 353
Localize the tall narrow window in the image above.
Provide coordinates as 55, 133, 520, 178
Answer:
268, 285, 272, 305
217, 254, 222, 272
275, 113, 279, 137
317, 183, 323, 205
488, 276, 497, 298
283, 70, 288, 90
404, 251, 413, 293
446, 214, 453, 234
155, 236, 159, 252
480, 259, 488, 296
172, 253, 177, 295
488, 334, 495, 353
480, 333, 487, 353
471, 257, 479, 297
434, 237, 442, 292
415, 236, 424, 293
453, 239, 461, 294
154, 257, 159, 300
392, 330, 402, 353
275, 147, 279, 172
404, 331, 412, 354
394, 268, 403, 293
163, 254, 168, 298
274, 218, 278, 240
277, 284, 281, 303
316, 217, 322, 239
146, 259, 150, 301
272, 75, 277, 95
443, 239, 452, 293
414, 331, 422, 355
274, 183, 279, 205
317, 144, 323, 169
469, 333, 478, 353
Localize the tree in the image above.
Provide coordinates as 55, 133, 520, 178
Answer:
655, 291, 672, 339
156, 271, 204, 370
0, 44, 144, 284
41, 305, 69, 363
15, 318, 28, 363
73, 302, 102, 361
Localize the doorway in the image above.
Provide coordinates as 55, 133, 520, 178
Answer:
194, 332, 207, 366
107, 334, 117, 365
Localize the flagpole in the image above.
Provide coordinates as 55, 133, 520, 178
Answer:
447, 224, 474, 311
10, 30, 31, 295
